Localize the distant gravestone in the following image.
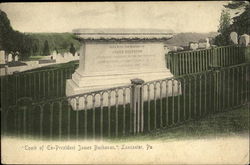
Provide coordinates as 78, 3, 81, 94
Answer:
198, 38, 210, 49
172, 46, 178, 52
56, 53, 64, 63
239, 34, 249, 46
177, 47, 184, 51
63, 52, 69, 61
205, 38, 210, 49
64, 52, 68, 59
14, 55, 19, 61
7, 53, 13, 62
164, 46, 170, 54
52, 51, 57, 60
230, 32, 238, 44
190, 42, 199, 50
68, 52, 74, 60
0, 50, 5, 64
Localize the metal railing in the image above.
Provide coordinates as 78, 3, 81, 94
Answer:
1, 63, 249, 140
166, 45, 247, 75
0, 64, 78, 108
1, 45, 247, 108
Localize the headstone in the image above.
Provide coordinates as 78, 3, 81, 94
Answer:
172, 46, 178, 52
68, 52, 74, 59
73, 52, 80, 60
0, 50, 5, 64
230, 32, 238, 44
64, 52, 71, 61
205, 38, 210, 49
15, 51, 20, 57
14, 55, 19, 61
7, 53, 13, 62
66, 28, 180, 110
164, 46, 170, 54
190, 42, 198, 50
239, 34, 249, 47
63, 52, 68, 60
52, 51, 57, 60
177, 46, 184, 51
56, 53, 64, 63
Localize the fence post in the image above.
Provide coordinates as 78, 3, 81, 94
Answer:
212, 47, 218, 67
4, 65, 8, 75
130, 78, 144, 134
244, 46, 250, 63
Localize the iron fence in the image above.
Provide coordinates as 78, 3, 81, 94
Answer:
1, 63, 249, 140
0, 64, 78, 108
1, 45, 247, 108
166, 45, 247, 75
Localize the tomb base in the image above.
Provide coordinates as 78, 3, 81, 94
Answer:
66, 69, 181, 110
66, 69, 174, 96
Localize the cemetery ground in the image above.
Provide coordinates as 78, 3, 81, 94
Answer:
24, 60, 78, 72
2, 63, 248, 140
1, 46, 249, 140
26, 56, 44, 61
110, 105, 249, 142
2, 104, 249, 142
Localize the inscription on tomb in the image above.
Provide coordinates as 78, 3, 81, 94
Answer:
85, 43, 165, 72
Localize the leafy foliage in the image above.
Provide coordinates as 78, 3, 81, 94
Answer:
69, 43, 76, 55
214, 10, 231, 46
0, 10, 33, 59
42, 40, 50, 56
230, 4, 250, 35
0, 10, 81, 59
224, 1, 247, 10
215, 1, 250, 46
218, 10, 231, 34
27, 33, 81, 56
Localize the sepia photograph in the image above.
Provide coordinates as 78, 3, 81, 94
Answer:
0, 1, 249, 164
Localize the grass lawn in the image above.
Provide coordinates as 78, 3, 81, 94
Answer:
25, 56, 44, 61
23, 60, 79, 72
110, 105, 249, 142
2, 63, 249, 140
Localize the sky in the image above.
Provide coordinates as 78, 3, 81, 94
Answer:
0, 2, 229, 33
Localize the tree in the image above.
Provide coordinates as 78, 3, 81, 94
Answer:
214, 10, 231, 46
218, 10, 231, 34
224, 1, 250, 35
214, 1, 249, 46
0, 10, 14, 52
54, 47, 59, 54
0, 10, 33, 59
69, 43, 76, 55
43, 40, 50, 56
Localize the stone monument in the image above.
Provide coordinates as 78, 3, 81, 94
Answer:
66, 29, 179, 109
190, 42, 199, 50
14, 55, 19, 61
230, 32, 238, 44
52, 51, 57, 60
239, 34, 249, 47
0, 50, 5, 64
7, 53, 13, 62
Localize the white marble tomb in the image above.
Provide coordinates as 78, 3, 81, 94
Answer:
66, 29, 180, 109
